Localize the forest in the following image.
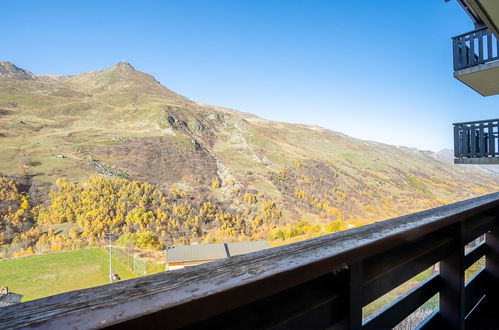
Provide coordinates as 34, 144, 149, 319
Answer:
1, 157, 498, 258
1, 174, 292, 256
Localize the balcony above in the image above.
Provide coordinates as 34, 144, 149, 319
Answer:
454, 118, 499, 164
453, 27, 499, 96
457, 0, 499, 37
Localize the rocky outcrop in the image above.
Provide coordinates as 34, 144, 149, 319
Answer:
0, 61, 36, 80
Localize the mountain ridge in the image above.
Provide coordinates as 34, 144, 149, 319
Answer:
0, 61, 37, 80
1, 61, 498, 247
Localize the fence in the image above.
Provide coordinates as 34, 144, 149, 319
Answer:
108, 246, 147, 276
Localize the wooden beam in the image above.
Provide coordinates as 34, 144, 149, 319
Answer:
439, 222, 465, 330
348, 262, 363, 330
486, 223, 499, 291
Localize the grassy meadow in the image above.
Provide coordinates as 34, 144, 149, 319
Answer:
0, 249, 163, 302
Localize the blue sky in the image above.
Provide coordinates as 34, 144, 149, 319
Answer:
1, 0, 497, 151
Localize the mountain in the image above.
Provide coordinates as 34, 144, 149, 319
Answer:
1, 61, 498, 248
0, 61, 36, 80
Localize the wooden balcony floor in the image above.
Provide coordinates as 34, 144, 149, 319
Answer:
454, 157, 499, 165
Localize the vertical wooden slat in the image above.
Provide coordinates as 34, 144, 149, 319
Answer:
487, 30, 493, 60
495, 122, 498, 157
489, 122, 496, 157
440, 222, 465, 330
348, 262, 362, 330
452, 38, 461, 71
486, 224, 499, 293
454, 125, 461, 158
469, 33, 475, 66
463, 127, 469, 157
470, 124, 477, 157
478, 124, 485, 156
478, 30, 484, 64
461, 38, 468, 68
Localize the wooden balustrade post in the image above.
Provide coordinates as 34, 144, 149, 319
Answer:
348, 262, 363, 330
454, 125, 460, 158
440, 222, 465, 330
486, 220, 499, 295
488, 121, 495, 157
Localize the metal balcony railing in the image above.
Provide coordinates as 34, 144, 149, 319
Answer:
452, 27, 499, 71
454, 118, 499, 159
1, 193, 499, 329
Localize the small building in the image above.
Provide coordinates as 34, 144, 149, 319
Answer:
166, 241, 269, 271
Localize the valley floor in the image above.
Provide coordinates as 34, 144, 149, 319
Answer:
0, 249, 163, 302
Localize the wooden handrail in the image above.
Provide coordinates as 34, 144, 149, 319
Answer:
453, 118, 499, 126
0, 193, 498, 329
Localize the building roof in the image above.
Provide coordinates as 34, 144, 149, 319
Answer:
167, 243, 228, 263
226, 241, 270, 256
0, 293, 23, 307
167, 241, 270, 263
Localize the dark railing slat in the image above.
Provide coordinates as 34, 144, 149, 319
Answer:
417, 310, 443, 330
487, 29, 493, 60
348, 262, 363, 330
464, 242, 488, 270
490, 122, 496, 157
463, 38, 468, 69
486, 225, 499, 291
453, 37, 460, 71
463, 128, 469, 156
362, 274, 441, 330
464, 214, 498, 244
454, 125, 460, 158
478, 30, 484, 64
185, 273, 344, 330
362, 236, 452, 306
470, 124, 477, 156
439, 222, 465, 330
478, 124, 485, 156
469, 33, 475, 66
464, 268, 488, 315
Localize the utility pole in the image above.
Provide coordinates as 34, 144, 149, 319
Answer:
109, 232, 113, 283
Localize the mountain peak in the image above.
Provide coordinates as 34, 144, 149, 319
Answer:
0, 61, 36, 80
110, 62, 136, 72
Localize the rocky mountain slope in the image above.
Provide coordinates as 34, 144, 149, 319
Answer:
1, 61, 498, 239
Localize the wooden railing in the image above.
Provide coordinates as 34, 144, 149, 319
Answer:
1, 193, 499, 329
454, 118, 499, 159
452, 27, 499, 71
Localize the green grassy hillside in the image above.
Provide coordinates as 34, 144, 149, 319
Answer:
0, 249, 138, 302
